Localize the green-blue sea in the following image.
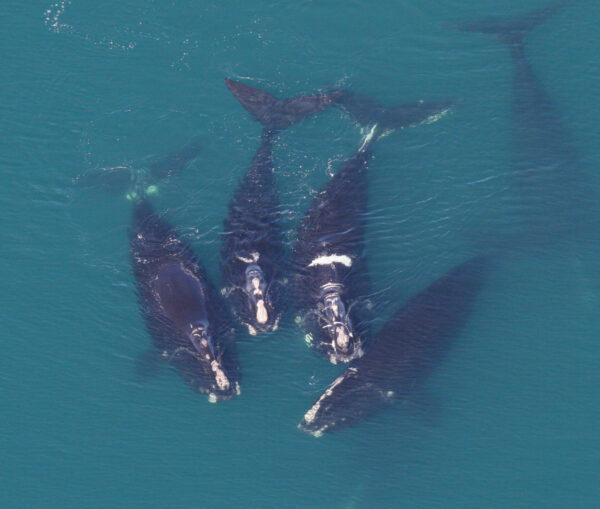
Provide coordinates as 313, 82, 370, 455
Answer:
2, 1, 599, 507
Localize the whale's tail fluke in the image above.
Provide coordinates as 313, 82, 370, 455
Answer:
224, 78, 342, 132
456, 0, 571, 46
335, 92, 456, 133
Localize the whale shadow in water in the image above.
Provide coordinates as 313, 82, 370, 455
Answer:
292, 93, 455, 364
458, 0, 598, 250
299, 255, 488, 436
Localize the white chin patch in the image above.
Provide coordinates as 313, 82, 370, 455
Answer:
211, 360, 230, 391
335, 328, 350, 349
256, 299, 268, 324
308, 254, 352, 268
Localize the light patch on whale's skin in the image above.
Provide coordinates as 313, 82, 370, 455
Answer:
271, 316, 280, 332
421, 105, 453, 125
302, 369, 354, 425
359, 124, 378, 152
211, 360, 230, 391
255, 299, 268, 324
328, 344, 363, 365
308, 254, 352, 268
236, 251, 260, 264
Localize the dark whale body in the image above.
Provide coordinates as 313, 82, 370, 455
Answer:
292, 94, 455, 364
460, 0, 596, 243
131, 200, 240, 402
221, 79, 341, 335
299, 256, 487, 436
291, 138, 373, 364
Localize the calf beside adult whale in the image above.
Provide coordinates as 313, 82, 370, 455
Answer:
221, 78, 342, 335
292, 93, 455, 364
299, 255, 487, 436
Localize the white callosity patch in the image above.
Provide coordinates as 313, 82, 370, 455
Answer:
308, 254, 352, 268
211, 360, 230, 391
335, 327, 350, 349
422, 104, 453, 125
302, 370, 351, 425
303, 402, 321, 425
255, 299, 268, 324
236, 252, 260, 264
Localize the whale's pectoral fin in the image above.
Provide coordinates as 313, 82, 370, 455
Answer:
337, 92, 456, 134
148, 138, 204, 180
74, 165, 134, 193
225, 77, 342, 131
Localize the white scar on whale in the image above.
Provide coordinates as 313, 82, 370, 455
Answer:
308, 254, 352, 268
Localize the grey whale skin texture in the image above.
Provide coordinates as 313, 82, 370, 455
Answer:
292, 93, 455, 365
299, 256, 486, 436
131, 199, 240, 402
459, 0, 597, 243
221, 78, 341, 336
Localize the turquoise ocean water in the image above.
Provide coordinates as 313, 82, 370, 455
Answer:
2, 1, 599, 507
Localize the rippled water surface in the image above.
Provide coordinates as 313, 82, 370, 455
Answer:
3, 1, 600, 507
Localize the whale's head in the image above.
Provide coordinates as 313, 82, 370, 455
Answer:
234, 263, 280, 335
173, 324, 240, 402
317, 288, 364, 364
298, 367, 383, 436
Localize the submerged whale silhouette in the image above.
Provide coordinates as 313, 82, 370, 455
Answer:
459, 0, 597, 246
299, 256, 487, 436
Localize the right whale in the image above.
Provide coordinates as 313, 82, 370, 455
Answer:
291, 93, 455, 364
458, 0, 596, 244
299, 255, 487, 436
221, 79, 341, 336
130, 198, 240, 402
